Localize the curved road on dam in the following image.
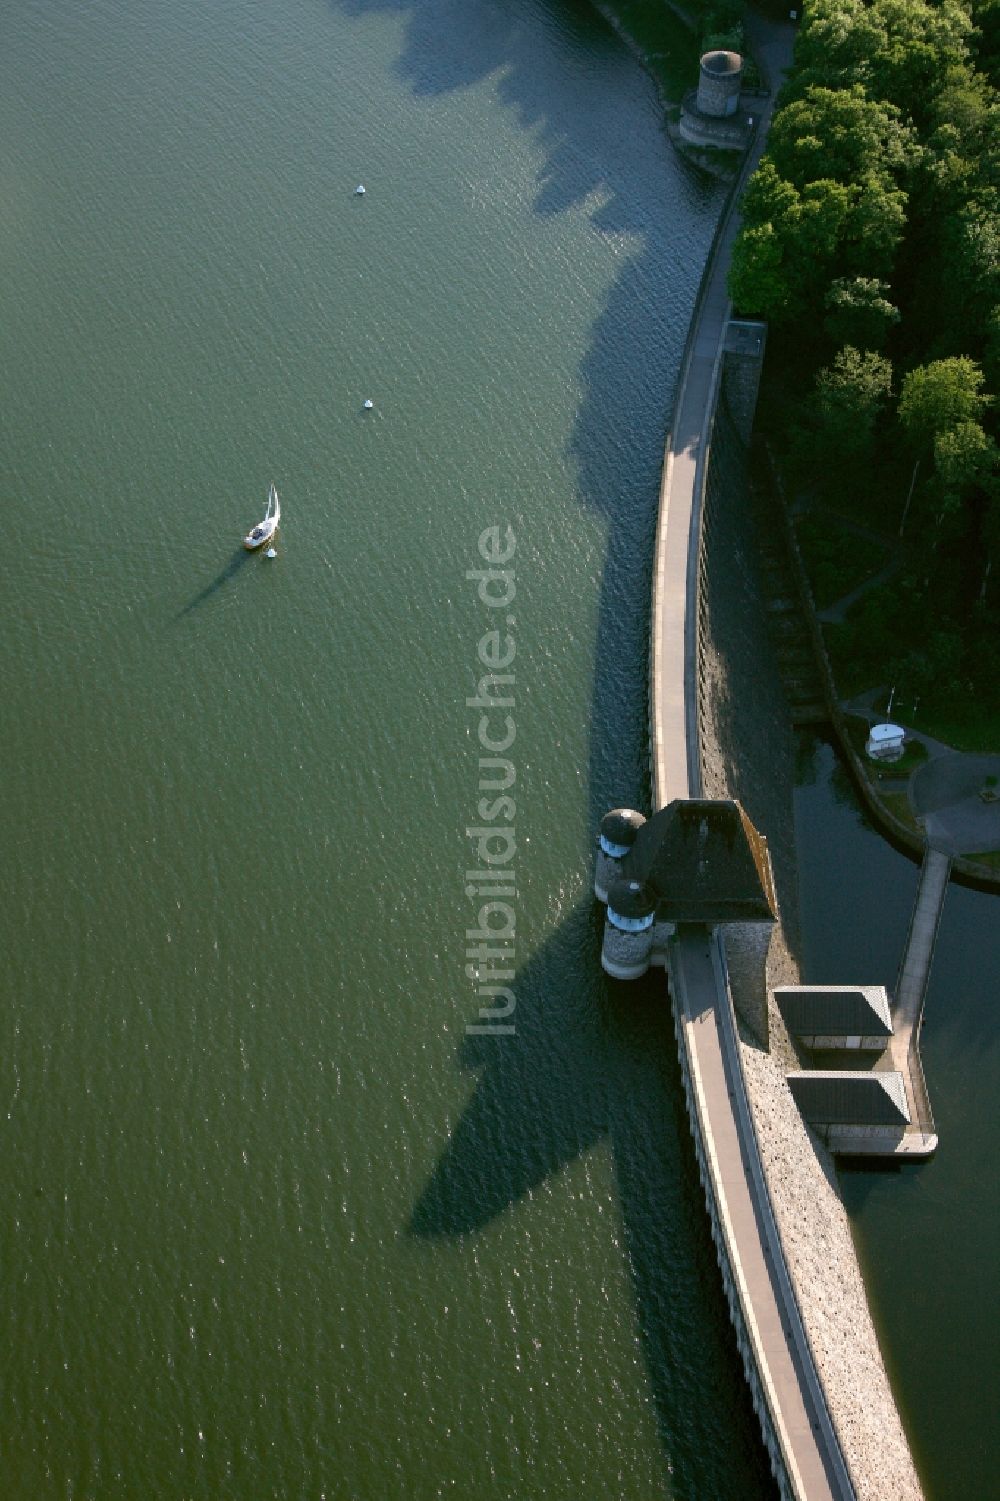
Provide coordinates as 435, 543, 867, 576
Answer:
649, 17, 856, 1501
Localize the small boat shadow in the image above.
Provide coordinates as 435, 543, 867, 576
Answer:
175, 547, 256, 618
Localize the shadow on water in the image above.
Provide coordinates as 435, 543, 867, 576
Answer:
410, 900, 775, 1496
175, 547, 256, 618
332, 1, 775, 1493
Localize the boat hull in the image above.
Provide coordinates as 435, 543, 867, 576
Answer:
243, 485, 281, 548
243, 519, 278, 550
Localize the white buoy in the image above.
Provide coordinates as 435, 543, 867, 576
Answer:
363, 398, 374, 410
355, 184, 366, 196
265, 547, 277, 559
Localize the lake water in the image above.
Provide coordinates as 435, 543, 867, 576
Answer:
0, 1, 786, 1496
6, 2, 985, 1496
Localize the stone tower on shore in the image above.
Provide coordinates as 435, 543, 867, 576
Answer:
679, 48, 752, 152
697, 49, 743, 117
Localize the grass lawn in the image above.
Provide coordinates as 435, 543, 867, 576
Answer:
842, 714, 929, 777
597, 0, 704, 101
877, 790, 924, 837
964, 850, 1000, 872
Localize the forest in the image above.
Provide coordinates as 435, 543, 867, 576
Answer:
730, 0, 1000, 746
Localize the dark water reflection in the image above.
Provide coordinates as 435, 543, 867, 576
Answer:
794, 733, 1000, 1501
411, 900, 776, 1498
176, 547, 256, 616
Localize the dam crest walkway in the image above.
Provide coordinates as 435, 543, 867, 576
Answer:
648, 16, 856, 1500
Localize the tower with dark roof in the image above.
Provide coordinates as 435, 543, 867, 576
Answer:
602, 877, 658, 980
595, 799, 777, 1037
594, 808, 646, 904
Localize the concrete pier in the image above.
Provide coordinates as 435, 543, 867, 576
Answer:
888, 845, 949, 1152
896, 846, 951, 1028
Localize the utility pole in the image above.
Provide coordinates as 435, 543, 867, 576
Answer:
899, 459, 920, 537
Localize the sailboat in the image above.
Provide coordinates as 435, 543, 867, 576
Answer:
244, 485, 281, 550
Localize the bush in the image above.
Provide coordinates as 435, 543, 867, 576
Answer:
702, 26, 744, 52
703, 0, 743, 31
742, 57, 762, 90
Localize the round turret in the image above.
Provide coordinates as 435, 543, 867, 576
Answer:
696, 50, 743, 118
606, 878, 657, 924
600, 808, 645, 850
601, 879, 657, 980
595, 807, 645, 903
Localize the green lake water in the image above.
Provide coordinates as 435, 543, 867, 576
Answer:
6, 2, 989, 1497
0, 1, 781, 1496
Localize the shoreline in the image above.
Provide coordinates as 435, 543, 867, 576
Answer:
766, 448, 1000, 892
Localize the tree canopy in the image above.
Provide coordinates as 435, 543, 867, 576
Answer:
731, 0, 1000, 736
898, 357, 990, 450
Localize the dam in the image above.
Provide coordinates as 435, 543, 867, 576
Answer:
593, 13, 925, 1499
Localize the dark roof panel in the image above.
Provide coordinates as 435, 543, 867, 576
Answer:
788, 1071, 910, 1127
607, 878, 657, 920
600, 808, 646, 847
623, 799, 776, 924
775, 986, 892, 1037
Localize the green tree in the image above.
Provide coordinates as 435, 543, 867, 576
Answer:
795, 179, 854, 265
930, 63, 998, 147
812, 346, 893, 469
730, 159, 892, 321
984, 305, 1000, 392
893, 628, 964, 700
934, 419, 999, 498
841, 175, 909, 277
979, 484, 1000, 601
949, 200, 1000, 336
767, 85, 917, 192
739, 156, 799, 226
790, 0, 883, 91
728, 222, 788, 318
790, 0, 972, 123
824, 277, 901, 348
861, 0, 972, 122
898, 356, 990, 449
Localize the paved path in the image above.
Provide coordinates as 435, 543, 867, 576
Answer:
910, 752, 1000, 855
671, 928, 854, 1501
651, 13, 791, 804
